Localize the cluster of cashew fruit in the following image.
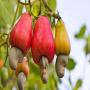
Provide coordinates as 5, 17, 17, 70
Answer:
8, 12, 71, 90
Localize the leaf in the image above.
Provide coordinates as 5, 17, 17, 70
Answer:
75, 24, 86, 39
66, 57, 76, 71
73, 79, 83, 90
47, 0, 56, 12
84, 34, 90, 55
31, 0, 40, 16
0, 17, 6, 28
0, 0, 16, 27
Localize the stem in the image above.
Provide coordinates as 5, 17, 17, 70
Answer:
18, 0, 29, 5
0, 33, 8, 36
45, 11, 61, 20
4, 33, 9, 66
28, 0, 31, 12
38, 0, 42, 15
0, 42, 6, 47
4, 43, 9, 66
11, 2, 19, 27
25, 0, 27, 11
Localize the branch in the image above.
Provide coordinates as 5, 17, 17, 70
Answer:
0, 42, 6, 47
11, 2, 19, 27
0, 33, 8, 36
28, 0, 32, 12
45, 11, 61, 20
4, 43, 9, 66
18, 0, 29, 5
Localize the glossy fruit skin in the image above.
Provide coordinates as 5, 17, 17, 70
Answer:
31, 16, 55, 64
55, 20, 71, 55
16, 57, 29, 77
9, 12, 32, 54
0, 59, 4, 69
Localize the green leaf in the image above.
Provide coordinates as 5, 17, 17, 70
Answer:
0, 0, 16, 27
75, 25, 86, 39
73, 79, 83, 90
84, 34, 90, 55
66, 57, 76, 71
0, 17, 6, 28
47, 0, 56, 12
31, 0, 40, 16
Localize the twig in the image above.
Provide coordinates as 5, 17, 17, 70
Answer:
4, 43, 9, 66
0, 42, 6, 47
4, 34, 9, 66
0, 33, 8, 36
18, 0, 29, 5
45, 11, 61, 20
11, 2, 19, 27
38, 0, 42, 15
28, 0, 32, 12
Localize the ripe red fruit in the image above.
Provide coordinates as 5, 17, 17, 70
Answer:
9, 12, 32, 54
31, 16, 55, 64
31, 16, 55, 83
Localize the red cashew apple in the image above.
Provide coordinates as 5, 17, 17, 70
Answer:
31, 16, 55, 83
15, 57, 29, 77
55, 19, 71, 78
9, 12, 32, 54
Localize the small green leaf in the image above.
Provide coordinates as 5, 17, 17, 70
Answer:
73, 79, 83, 90
84, 34, 90, 55
31, 0, 40, 16
47, 0, 56, 12
75, 25, 86, 39
66, 57, 76, 71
